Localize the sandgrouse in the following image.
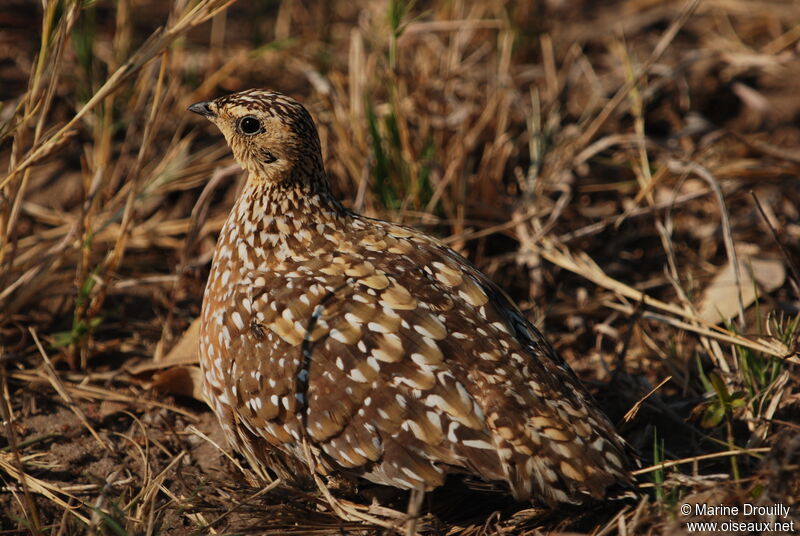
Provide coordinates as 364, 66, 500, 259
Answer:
189, 89, 634, 505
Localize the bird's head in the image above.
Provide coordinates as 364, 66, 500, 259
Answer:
189, 89, 324, 187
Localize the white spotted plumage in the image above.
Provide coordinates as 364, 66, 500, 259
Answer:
191, 88, 635, 506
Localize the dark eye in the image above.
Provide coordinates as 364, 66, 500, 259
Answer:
237, 115, 261, 135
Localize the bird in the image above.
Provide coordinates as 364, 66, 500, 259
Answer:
188, 89, 635, 506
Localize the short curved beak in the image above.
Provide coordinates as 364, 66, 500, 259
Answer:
188, 101, 216, 118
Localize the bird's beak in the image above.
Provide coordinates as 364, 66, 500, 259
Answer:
188, 101, 216, 118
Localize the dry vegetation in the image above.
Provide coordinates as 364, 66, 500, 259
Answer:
1, 0, 800, 534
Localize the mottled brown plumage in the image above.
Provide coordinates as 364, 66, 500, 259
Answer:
189, 89, 635, 505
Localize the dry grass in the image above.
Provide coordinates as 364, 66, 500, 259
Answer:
1, 0, 799, 534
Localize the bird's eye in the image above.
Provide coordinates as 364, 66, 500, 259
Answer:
237, 116, 262, 135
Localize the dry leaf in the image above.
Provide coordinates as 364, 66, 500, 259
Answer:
126, 317, 200, 375
151, 365, 207, 402
698, 257, 785, 323
161, 316, 201, 364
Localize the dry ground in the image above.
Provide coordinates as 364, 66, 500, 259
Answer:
1, 0, 799, 534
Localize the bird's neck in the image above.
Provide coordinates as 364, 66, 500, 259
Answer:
215, 177, 348, 269
237, 175, 345, 222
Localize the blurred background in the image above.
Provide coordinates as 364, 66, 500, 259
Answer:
1, 0, 799, 534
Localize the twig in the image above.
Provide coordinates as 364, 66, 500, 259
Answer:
9, 370, 199, 420
0, 454, 90, 525
623, 376, 672, 422
751, 191, 800, 298
573, 0, 701, 151
531, 238, 790, 358
668, 160, 745, 327
0, 365, 43, 533
559, 187, 716, 242
300, 437, 400, 531
633, 447, 770, 475
29, 328, 110, 452
0, 0, 239, 190
186, 425, 249, 477
203, 479, 283, 531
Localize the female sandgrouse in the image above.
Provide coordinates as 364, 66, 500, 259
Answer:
189, 89, 634, 505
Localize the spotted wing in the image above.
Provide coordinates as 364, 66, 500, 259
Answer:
359, 223, 636, 503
